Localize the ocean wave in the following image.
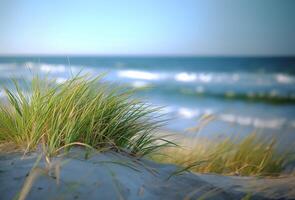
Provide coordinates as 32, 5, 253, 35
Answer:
192, 88, 295, 104
117, 70, 162, 81
131, 81, 150, 88
1, 63, 295, 105
171, 106, 289, 129
175, 72, 197, 82
275, 73, 294, 84
3, 62, 295, 87
178, 107, 201, 118
209, 91, 295, 104
23, 62, 83, 75
40, 64, 66, 73
147, 85, 295, 105
173, 71, 295, 85
116, 69, 295, 87
219, 114, 286, 129
113, 70, 295, 104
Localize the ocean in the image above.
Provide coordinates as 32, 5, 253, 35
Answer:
1, 56, 295, 144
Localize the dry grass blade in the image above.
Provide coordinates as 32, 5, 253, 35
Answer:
154, 133, 293, 177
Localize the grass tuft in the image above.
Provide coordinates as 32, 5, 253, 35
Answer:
153, 133, 293, 176
0, 74, 169, 157
0, 74, 293, 177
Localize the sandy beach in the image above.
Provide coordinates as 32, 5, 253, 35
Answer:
1, 147, 294, 200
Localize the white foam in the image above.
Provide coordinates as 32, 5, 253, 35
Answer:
276, 74, 293, 84
198, 73, 212, 83
220, 113, 286, 129
252, 118, 285, 129
117, 70, 160, 81
174, 72, 215, 83
131, 81, 149, 88
40, 64, 66, 73
178, 107, 200, 119
220, 114, 236, 123
175, 72, 197, 82
236, 116, 252, 126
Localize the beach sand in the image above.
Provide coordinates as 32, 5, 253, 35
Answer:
1, 147, 294, 200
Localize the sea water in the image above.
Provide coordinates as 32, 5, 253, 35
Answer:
0, 56, 295, 144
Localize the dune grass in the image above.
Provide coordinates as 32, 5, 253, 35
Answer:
0, 74, 293, 177
0, 75, 171, 157
153, 133, 293, 176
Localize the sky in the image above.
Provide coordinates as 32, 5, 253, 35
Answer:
0, 0, 295, 56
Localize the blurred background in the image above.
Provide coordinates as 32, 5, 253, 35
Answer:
1, 0, 295, 146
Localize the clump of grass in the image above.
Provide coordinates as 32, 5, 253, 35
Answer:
0, 74, 170, 157
153, 133, 292, 176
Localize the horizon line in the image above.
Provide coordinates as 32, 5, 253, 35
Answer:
0, 53, 295, 58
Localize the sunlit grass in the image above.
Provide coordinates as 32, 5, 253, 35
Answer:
0, 74, 171, 157
153, 133, 293, 176
0, 74, 293, 177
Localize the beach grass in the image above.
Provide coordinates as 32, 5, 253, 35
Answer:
0, 74, 293, 177
152, 133, 293, 176
0, 74, 171, 157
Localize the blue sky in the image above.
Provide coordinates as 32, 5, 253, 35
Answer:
0, 0, 294, 56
